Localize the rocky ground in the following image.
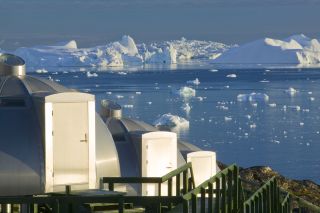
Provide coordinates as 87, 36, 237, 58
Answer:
217, 162, 320, 209
240, 166, 320, 206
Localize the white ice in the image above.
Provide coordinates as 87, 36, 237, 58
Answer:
174, 86, 196, 99
237, 93, 269, 103
213, 34, 320, 65
226, 74, 237, 78
153, 113, 189, 129
187, 78, 200, 85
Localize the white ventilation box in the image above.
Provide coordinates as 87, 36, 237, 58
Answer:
187, 151, 216, 187
132, 131, 177, 196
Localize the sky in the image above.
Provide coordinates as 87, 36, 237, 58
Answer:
0, 0, 319, 49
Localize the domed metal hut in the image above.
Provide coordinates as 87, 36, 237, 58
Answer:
0, 54, 119, 196
0, 53, 215, 197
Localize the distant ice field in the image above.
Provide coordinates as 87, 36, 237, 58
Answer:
31, 67, 320, 183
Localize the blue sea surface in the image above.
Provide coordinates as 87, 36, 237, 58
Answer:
32, 67, 320, 183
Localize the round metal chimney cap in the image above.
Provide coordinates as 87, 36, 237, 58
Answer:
0, 53, 26, 76
100, 99, 122, 119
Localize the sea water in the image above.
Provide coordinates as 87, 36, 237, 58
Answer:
33, 67, 320, 183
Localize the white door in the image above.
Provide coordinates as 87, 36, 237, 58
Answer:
141, 132, 177, 196
52, 102, 89, 186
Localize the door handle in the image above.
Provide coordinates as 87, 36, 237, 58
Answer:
80, 133, 88, 143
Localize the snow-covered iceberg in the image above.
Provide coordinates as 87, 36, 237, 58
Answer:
12, 35, 230, 69
153, 113, 189, 130
213, 34, 320, 65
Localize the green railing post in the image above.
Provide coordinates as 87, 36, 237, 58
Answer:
208, 182, 213, 212
200, 187, 206, 213
216, 177, 221, 213
183, 199, 189, 213
227, 169, 233, 213
222, 173, 227, 213
191, 194, 197, 213
262, 188, 267, 213
168, 177, 173, 210
233, 166, 239, 212
183, 170, 188, 194
176, 174, 181, 196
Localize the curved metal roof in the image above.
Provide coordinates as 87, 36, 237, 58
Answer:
0, 75, 69, 98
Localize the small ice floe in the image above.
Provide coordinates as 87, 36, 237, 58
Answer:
153, 113, 189, 130
106, 91, 112, 95
308, 91, 313, 95
260, 80, 270, 83
299, 122, 304, 126
224, 85, 230, 88
197, 96, 204, 101
306, 142, 310, 146
73, 75, 79, 78
246, 115, 251, 120
251, 103, 258, 107
271, 139, 280, 144
187, 78, 200, 86
35, 68, 48, 74
285, 87, 298, 97
52, 72, 58, 75
55, 79, 60, 82
224, 116, 232, 122
123, 105, 134, 108
217, 105, 229, 111
250, 124, 257, 129
265, 69, 271, 72
147, 101, 152, 105
269, 103, 277, 107
287, 105, 301, 111
86, 71, 98, 78
116, 95, 124, 99
209, 69, 219, 72
135, 91, 142, 95
174, 86, 196, 99
310, 97, 315, 101
118, 72, 127, 75
303, 109, 310, 112
237, 93, 269, 103
226, 74, 237, 78
181, 103, 191, 114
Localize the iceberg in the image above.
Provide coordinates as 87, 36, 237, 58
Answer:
213, 34, 320, 65
153, 113, 189, 129
12, 36, 230, 69
174, 86, 196, 99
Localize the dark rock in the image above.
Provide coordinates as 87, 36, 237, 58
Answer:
239, 165, 320, 207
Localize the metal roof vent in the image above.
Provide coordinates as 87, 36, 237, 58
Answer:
100, 99, 122, 119
0, 53, 26, 76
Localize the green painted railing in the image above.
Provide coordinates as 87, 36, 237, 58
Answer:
1, 163, 320, 213
103, 162, 195, 197
243, 177, 283, 213
182, 164, 244, 213
243, 176, 320, 213
102, 162, 195, 211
